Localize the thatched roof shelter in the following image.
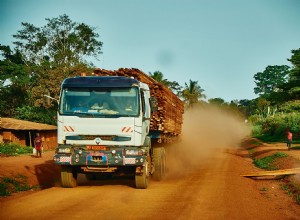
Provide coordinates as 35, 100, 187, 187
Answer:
0, 118, 56, 130
0, 118, 57, 149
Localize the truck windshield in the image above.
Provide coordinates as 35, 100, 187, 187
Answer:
59, 87, 139, 117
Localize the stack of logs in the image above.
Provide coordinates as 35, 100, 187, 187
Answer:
93, 68, 184, 137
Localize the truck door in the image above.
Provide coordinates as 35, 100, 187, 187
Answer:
141, 90, 151, 137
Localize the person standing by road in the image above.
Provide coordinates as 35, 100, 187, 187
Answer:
34, 132, 43, 157
286, 130, 293, 150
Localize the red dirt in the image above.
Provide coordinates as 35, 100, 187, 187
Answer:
1, 106, 299, 219
0, 151, 61, 188
0, 140, 300, 219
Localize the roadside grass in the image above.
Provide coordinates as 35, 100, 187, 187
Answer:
0, 143, 33, 157
253, 152, 288, 170
240, 138, 263, 158
247, 137, 300, 205
281, 180, 300, 205
249, 138, 263, 147
291, 145, 300, 150
0, 175, 36, 196
241, 138, 263, 151
255, 134, 300, 145
248, 148, 255, 158
260, 187, 268, 192
255, 134, 285, 143
251, 148, 300, 205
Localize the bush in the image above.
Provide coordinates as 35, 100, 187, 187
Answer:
262, 115, 285, 136
16, 105, 56, 125
253, 152, 288, 170
253, 112, 300, 139
248, 114, 261, 124
252, 124, 263, 137
0, 182, 10, 196
0, 175, 32, 196
279, 100, 300, 113
0, 143, 33, 156
284, 113, 300, 136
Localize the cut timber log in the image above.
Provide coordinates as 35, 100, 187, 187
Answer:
93, 68, 184, 136
241, 167, 300, 180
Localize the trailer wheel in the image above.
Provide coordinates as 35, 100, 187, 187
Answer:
152, 147, 166, 181
135, 162, 149, 189
61, 165, 77, 188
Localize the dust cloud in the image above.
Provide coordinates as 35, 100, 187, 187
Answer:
165, 105, 251, 178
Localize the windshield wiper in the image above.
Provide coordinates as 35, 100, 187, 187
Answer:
73, 112, 95, 118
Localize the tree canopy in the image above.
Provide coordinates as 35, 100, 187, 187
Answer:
181, 80, 206, 108
253, 65, 289, 96
0, 15, 103, 123
283, 48, 300, 100
208, 98, 226, 106
13, 14, 102, 68
11, 14, 103, 108
148, 71, 182, 95
0, 46, 31, 117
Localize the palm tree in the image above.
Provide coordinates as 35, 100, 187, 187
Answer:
149, 71, 182, 95
149, 71, 165, 83
181, 80, 206, 108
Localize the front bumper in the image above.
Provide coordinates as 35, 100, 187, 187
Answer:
54, 147, 146, 167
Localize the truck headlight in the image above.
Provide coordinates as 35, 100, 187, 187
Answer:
125, 149, 144, 156
57, 148, 71, 153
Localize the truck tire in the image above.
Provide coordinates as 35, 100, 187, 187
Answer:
135, 162, 149, 189
152, 147, 166, 181
61, 165, 77, 188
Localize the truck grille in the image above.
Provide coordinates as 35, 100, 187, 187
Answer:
66, 135, 115, 141
84, 135, 116, 141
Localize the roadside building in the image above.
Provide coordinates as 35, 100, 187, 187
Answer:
0, 118, 57, 150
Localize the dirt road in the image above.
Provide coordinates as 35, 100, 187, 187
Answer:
1, 148, 299, 220
1, 108, 299, 219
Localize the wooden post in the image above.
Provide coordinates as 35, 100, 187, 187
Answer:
29, 131, 32, 147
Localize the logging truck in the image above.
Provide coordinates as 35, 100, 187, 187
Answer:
54, 68, 184, 189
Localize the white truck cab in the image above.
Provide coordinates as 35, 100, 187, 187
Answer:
54, 76, 155, 188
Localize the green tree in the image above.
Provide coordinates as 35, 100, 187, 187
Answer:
13, 14, 102, 69
149, 71, 182, 95
256, 97, 271, 118
181, 80, 206, 108
15, 106, 56, 125
279, 100, 300, 113
12, 14, 102, 107
253, 65, 290, 96
282, 48, 300, 100
238, 99, 257, 117
0, 45, 57, 123
208, 98, 226, 106
149, 71, 164, 82
0, 45, 32, 117
1, 14, 102, 123
31, 64, 89, 107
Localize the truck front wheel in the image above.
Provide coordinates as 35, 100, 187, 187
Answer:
152, 147, 166, 181
61, 165, 77, 188
135, 162, 149, 189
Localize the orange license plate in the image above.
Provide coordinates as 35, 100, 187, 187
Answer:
86, 145, 106, 150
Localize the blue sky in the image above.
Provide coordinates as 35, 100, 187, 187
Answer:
1, 0, 300, 102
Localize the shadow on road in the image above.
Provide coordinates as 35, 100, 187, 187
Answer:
34, 160, 61, 189
78, 174, 136, 188
34, 161, 137, 189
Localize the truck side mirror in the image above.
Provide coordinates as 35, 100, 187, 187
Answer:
150, 97, 158, 113
44, 95, 59, 104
